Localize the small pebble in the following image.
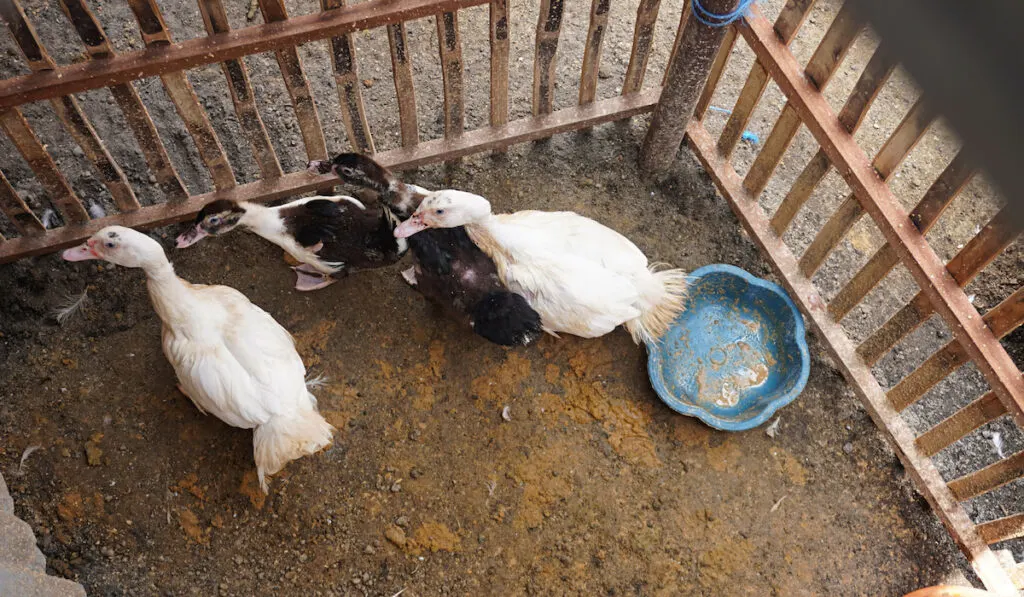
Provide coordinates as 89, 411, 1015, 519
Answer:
395, 515, 409, 528
390, 482, 402, 493
363, 545, 376, 555
843, 442, 854, 454
148, 174, 157, 184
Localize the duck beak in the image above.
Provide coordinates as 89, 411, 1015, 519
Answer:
307, 160, 332, 175
62, 241, 100, 261
394, 214, 428, 238
175, 225, 208, 249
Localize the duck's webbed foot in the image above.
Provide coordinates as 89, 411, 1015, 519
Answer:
293, 268, 337, 291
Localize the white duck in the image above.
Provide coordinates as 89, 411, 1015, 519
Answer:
394, 191, 689, 343
63, 226, 334, 492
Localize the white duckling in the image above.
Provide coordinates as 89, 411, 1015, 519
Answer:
394, 191, 689, 343
62, 226, 334, 492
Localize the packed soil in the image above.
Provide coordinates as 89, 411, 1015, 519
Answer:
1, 0, 1020, 594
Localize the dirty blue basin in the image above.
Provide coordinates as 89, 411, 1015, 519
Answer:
647, 264, 809, 431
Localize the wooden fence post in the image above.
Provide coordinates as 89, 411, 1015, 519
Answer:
639, 0, 739, 174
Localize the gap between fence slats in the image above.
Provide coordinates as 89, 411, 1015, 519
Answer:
828, 152, 976, 321
948, 450, 1024, 502
684, 120, 1016, 594
437, 11, 465, 138
533, 0, 564, 115
916, 391, 1005, 458
489, 0, 510, 125
388, 22, 419, 147
322, 0, 375, 154
798, 98, 936, 277
0, 109, 89, 225
858, 205, 1022, 365
579, 0, 611, 105
60, 0, 188, 202
621, 0, 662, 95
0, 168, 44, 235
199, 0, 282, 179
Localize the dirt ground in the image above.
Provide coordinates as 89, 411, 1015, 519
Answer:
1, 0, 1020, 594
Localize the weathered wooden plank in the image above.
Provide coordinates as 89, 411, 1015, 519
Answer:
387, 22, 419, 147
693, 23, 735, 119
742, 6, 1024, 438
621, 0, 662, 95
685, 120, 1015, 594
59, 0, 188, 201
2, 90, 659, 262
437, 11, 465, 138
798, 99, 936, 277
579, 0, 611, 105
533, 0, 564, 115
741, 3, 861, 197
0, 0, 490, 110
768, 46, 896, 234
322, 0, 374, 154
949, 450, 1024, 502
1, 0, 140, 212
198, 0, 282, 179
489, 0, 510, 126
977, 513, 1024, 545
0, 168, 44, 235
828, 152, 976, 321
0, 109, 89, 225
916, 391, 1005, 458
258, 0, 328, 162
858, 205, 1021, 365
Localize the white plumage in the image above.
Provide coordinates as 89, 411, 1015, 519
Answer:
63, 226, 334, 492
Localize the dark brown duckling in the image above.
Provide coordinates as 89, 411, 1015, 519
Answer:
175, 195, 407, 291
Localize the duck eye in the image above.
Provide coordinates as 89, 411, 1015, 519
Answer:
435, 209, 445, 215
105, 242, 115, 249
208, 216, 221, 225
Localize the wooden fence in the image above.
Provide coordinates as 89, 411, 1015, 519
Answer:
0, 0, 1021, 592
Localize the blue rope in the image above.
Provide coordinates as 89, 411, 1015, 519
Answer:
691, 0, 755, 27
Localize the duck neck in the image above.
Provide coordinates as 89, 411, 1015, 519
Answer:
238, 202, 279, 237
464, 218, 506, 261
143, 260, 193, 323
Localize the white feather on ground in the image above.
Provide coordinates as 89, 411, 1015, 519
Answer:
88, 202, 107, 219
18, 445, 41, 475
305, 373, 330, 390
41, 209, 59, 229
53, 289, 89, 325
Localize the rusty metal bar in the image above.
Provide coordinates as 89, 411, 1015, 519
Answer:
387, 22, 419, 147
916, 391, 1005, 458
0, 0, 489, 110
322, 0, 374, 154
533, 0, 564, 115
579, 0, 611, 105
621, 0, 662, 95
437, 11, 465, 138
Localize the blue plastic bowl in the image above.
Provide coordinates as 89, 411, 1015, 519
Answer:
647, 264, 810, 431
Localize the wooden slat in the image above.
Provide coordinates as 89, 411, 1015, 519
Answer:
916, 391, 1005, 458
684, 120, 1016, 594
258, 0, 328, 162
0, 109, 89, 225
621, 0, 662, 95
59, 0, 188, 201
742, 4, 861, 197
198, 0, 282, 179
489, 0, 510, 126
858, 205, 1022, 365
578, 0, 611, 105
798, 98, 936, 277
828, 152, 976, 320
948, 450, 1024, 502
533, 0, 564, 115
387, 22, 419, 147
977, 513, 1024, 545
437, 11, 465, 138
716, 0, 815, 157
693, 24, 735, 119
0, 0, 490, 110
126, 0, 235, 191
322, 0, 374, 154
2, 90, 659, 262
769, 46, 896, 234
0, 169, 44, 235
742, 5, 1024, 444
1, 0, 140, 213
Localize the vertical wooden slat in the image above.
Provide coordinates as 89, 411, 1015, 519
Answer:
693, 24, 735, 119
388, 22, 419, 147
489, 0, 510, 126
533, 0, 564, 115
578, 0, 611, 105
0, 109, 89, 225
127, 0, 235, 191
258, 0, 328, 161
437, 11, 464, 138
621, 0, 662, 95
1, 0, 140, 212
322, 0, 375, 154
798, 99, 936, 277
828, 152, 976, 321
0, 169, 44, 235
197, 0, 282, 179
742, 3, 862, 197
858, 205, 1022, 365
59, 0, 188, 201
916, 391, 1006, 458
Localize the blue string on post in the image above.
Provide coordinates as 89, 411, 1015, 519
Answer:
691, 0, 755, 27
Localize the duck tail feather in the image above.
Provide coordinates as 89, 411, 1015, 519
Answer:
625, 263, 690, 345
253, 403, 335, 493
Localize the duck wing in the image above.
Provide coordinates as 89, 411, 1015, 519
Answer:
285, 198, 404, 268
